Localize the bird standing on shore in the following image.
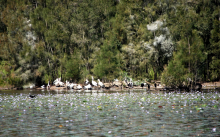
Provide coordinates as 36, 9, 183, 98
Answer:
41, 85, 45, 89
98, 79, 104, 88
76, 84, 82, 90
84, 84, 92, 90
92, 76, 97, 87
141, 83, 146, 89
47, 81, 50, 90
85, 79, 89, 85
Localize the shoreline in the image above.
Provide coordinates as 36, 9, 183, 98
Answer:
1, 81, 220, 91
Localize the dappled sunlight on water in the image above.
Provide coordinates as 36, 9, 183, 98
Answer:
0, 89, 220, 136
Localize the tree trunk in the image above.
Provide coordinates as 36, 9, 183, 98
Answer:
188, 37, 190, 73
153, 67, 157, 80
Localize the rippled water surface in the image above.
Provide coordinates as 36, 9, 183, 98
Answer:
0, 89, 220, 136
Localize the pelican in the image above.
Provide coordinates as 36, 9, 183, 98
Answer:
41, 85, 45, 89
66, 80, 71, 89
66, 80, 69, 85
98, 79, 104, 88
29, 83, 35, 89
128, 78, 133, 88
54, 78, 60, 87
54, 78, 65, 87
85, 79, 89, 85
53, 78, 59, 85
91, 76, 97, 86
76, 84, 82, 90
47, 81, 50, 89
59, 81, 65, 87
70, 83, 77, 89
30, 85, 34, 89
84, 84, 92, 90
114, 79, 119, 82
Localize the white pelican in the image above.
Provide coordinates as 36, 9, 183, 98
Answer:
54, 81, 60, 87
98, 79, 104, 88
41, 85, 45, 89
76, 84, 82, 90
84, 84, 92, 90
53, 78, 59, 85
128, 78, 133, 88
91, 76, 97, 86
47, 81, 50, 89
53, 78, 64, 87
59, 81, 65, 87
66, 80, 69, 85
114, 79, 119, 82
69, 83, 77, 89
66, 80, 71, 89
85, 79, 89, 85
54, 78, 60, 87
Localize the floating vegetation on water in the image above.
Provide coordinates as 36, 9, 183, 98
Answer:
0, 91, 220, 136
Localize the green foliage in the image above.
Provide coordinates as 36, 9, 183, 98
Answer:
210, 19, 220, 81
0, 61, 23, 87
93, 35, 121, 81
162, 29, 206, 87
161, 59, 187, 88
8, 76, 23, 88
0, 0, 220, 87
65, 54, 81, 82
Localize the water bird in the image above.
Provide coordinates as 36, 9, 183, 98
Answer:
47, 81, 50, 89
29, 95, 36, 98
66, 80, 70, 87
141, 83, 146, 89
85, 79, 89, 85
114, 79, 119, 82
154, 83, 157, 89
128, 78, 133, 88
53, 77, 65, 87
91, 76, 97, 86
30, 84, 35, 89
98, 79, 104, 88
41, 85, 45, 89
69, 83, 77, 89
76, 84, 82, 90
84, 84, 92, 90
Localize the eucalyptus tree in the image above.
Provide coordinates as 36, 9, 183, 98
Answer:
0, 1, 40, 86
144, 20, 174, 80
209, 16, 220, 80
70, 0, 117, 80
93, 34, 121, 81
113, 0, 150, 79
30, 0, 77, 82
161, 1, 206, 87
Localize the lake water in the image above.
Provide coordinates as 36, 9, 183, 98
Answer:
0, 89, 220, 136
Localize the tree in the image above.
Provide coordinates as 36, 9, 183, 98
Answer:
209, 19, 220, 80
93, 34, 121, 81
65, 54, 81, 82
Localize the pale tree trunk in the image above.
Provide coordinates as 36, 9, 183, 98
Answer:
188, 37, 190, 73
153, 67, 157, 80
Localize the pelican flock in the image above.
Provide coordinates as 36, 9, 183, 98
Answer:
39, 75, 145, 91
